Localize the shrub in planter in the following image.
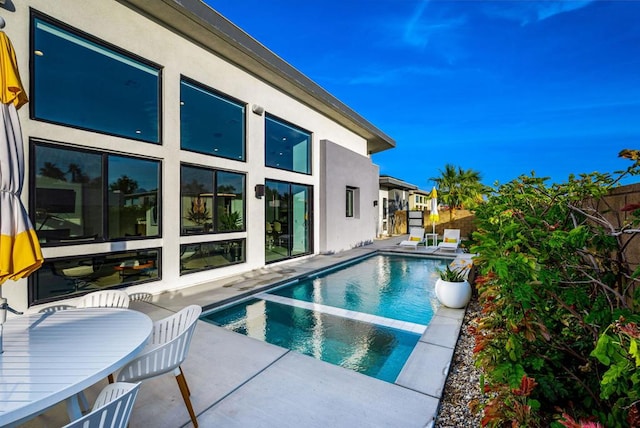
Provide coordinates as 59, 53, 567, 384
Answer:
435, 265, 472, 308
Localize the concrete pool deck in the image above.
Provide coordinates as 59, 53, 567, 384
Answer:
22, 237, 469, 428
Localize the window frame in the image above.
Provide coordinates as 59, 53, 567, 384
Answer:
265, 179, 313, 263
30, 139, 162, 246
180, 163, 247, 236
179, 76, 247, 161
179, 239, 246, 275
29, 247, 162, 306
30, 11, 162, 144
346, 187, 355, 218
264, 114, 312, 175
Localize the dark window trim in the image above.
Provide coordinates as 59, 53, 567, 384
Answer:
346, 186, 355, 218
30, 138, 162, 246
179, 239, 246, 276
28, 247, 162, 307
179, 75, 247, 161
180, 163, 247, 236
264, 178, 314, 264
264, 113, 313, 176
29, 9, 163, 145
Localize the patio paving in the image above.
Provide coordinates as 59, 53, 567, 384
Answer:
20, 237, 467, 428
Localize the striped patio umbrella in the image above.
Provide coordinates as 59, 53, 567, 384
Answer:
429, 186, 439, 234
0, 31, 43, 286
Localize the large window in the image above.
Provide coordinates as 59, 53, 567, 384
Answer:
32, 16, 161, 143
265, 115, 311, 174
30, 249, 160, 304
33, 142, 160, 244
180, 165, 245, 235
180, 240, 245, 275
180, 78, 245, 160
265, 180, 312, 262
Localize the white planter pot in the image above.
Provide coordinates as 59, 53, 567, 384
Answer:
435, 279, 471, 309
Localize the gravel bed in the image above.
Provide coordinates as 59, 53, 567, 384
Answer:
434, 296, 483, 428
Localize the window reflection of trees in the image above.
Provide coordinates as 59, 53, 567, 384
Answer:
36, 157, 102, 242
34, 144, 160, 242
180, 240, 245, 275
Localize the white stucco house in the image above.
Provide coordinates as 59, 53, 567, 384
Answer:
1, 0, 394, 311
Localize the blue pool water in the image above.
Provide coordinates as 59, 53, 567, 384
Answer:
273, 254, 446, 325
202, 254, 447, 382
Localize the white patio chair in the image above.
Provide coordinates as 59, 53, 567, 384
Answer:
38, 304, 75, 313
399, 227, 426, 249
77, 290, 130, 309
438, 229, 461, 252
63, 382, 140, 428
77, 290, 130, 384
128, 291, 153, 302
116, 305, 202, 428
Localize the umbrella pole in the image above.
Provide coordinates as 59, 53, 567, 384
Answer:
0, 297, 6, 354
0, 297, 23, 354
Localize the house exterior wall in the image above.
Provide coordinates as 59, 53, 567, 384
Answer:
319, 140, 379, 252
1, 0, 392, 311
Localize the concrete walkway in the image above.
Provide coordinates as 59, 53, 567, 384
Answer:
22, 238, 467, 428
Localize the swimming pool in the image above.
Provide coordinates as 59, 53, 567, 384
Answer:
202, 254, 448, 382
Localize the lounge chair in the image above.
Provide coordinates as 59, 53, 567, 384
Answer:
399, 227, 426, 249
438, 229, 461, 252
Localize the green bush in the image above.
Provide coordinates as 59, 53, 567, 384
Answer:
471, 152, 640, 427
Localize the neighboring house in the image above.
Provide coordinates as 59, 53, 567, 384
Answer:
409, 189, 431, 211
377, 176, 416, 236
2, 0, 394, 310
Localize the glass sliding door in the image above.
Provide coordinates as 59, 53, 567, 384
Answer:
291, 184, 310, 257
265, 180, 311, 262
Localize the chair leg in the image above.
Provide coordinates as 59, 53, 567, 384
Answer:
175, 372, 198, 428
179, 366, 191, 396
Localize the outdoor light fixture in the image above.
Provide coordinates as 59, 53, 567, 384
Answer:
252, 104, 264, 115
255, 184, 265, 198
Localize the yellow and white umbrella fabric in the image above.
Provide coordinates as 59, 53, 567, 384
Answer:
429, 186, 439, 234
0, 31, 43, 285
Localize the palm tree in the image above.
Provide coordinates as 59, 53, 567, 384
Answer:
458, 168, 486, 210
430, 164, 485, 221
67, 163, 89, 183
39, 162, 67, 181
109, 175, 139, 195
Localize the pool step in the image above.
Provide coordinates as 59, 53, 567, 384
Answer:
257, 293, 427, 335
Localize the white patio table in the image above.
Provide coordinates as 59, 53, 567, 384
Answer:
0, 307, 152, 427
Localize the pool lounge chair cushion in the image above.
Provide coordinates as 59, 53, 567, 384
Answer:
438, 229, 461, 252
399, 227, 426, 248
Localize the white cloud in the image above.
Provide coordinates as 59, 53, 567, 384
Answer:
482, 0, 596, 25
403, 0, 466, 48
536, 0, 595, 21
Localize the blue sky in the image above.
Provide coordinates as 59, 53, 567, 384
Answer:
207, 0, 640, 189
